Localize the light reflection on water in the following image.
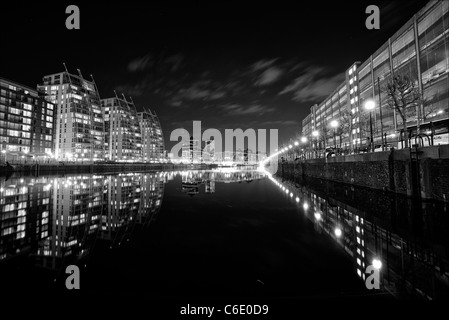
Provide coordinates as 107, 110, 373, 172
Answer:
1, 169, 448, 299
0, 170, 267, 269
267, 169, 449, 300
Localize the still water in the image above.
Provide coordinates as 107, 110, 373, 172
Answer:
0, 169, 448, 301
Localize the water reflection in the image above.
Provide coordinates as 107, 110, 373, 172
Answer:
0, 173, 166, 272
0, 170, 267, 273
180, 170, 266, 196
268, 171, 449, 299
6, 169, 446, 299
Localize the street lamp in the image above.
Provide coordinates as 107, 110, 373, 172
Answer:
334, 227, 342, 238
1, 149, 6, 164
23, 149, 29, 164
294, 141, 299, 146
300, 136, 307, 143
372, 258, 382, 270
364, 100, 375, 152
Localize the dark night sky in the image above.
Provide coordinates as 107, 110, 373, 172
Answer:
0, 0, 428, 150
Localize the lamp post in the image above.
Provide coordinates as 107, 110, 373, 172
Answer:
23, 149, 29, 164
300, 136, 307, 159
364, 100, 375, 152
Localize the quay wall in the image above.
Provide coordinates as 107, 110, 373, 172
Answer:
278, 145, 449, 202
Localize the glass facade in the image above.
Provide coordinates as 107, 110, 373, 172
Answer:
302, 0, 449, 151
102, 97, 143, 162
137, 110, 165, 162
37, 72, 105, 161
0, 78, 55, 163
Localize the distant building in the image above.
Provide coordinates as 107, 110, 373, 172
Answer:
235, 149, 244, 163
191, 138, 201, 163
137, 109, 165, 162
101, 95, 142, 162
181, 141, 191, 163
202, 139, 215, 163
37, 70, 104, 161
0, 77, 55, 162
182, 137, 201, 163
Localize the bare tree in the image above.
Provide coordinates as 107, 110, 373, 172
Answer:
359, 111, 382, 144
422, 95, 441, 121
334, 109, 353, 149
317, 126, 332, 150
385, 75, 422, 148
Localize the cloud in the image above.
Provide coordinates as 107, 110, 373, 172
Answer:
221, 104, 275, 116
164, 53, 184, 73
128, 52, 184, 73
175, 80, 227, 101
168, 100, 183, 107
127, 54, 153, 72
251, 59, 278, 72
209, 91, 226, 99
255, 67, 284, 86
179, 87, 210, 100
258, 120, 299, 126
115, 82, 148, 96
279, 66, 344, 103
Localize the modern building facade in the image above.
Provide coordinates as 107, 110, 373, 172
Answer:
0, 77, 55, 163
301, 0, 449, 152
102, 96, 142, 162
138, 109, 165, 162
37, 71, 105, 161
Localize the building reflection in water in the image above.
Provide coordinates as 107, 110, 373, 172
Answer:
266, 171, 449, 300
0, 172, 166, 273
180, 169, 266, 196
0, 170, 264, 274
0, 177, 52, 261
